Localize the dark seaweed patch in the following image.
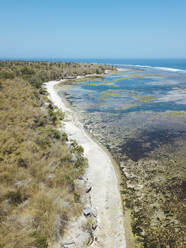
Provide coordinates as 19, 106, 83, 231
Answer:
120, 128, 186, 161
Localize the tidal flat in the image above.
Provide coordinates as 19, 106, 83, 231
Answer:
58, 66, 186, 247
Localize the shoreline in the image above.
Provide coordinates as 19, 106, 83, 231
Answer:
45, 77, 126, 248
57, 83, 138, 248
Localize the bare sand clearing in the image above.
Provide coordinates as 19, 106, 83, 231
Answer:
45, 80, 126, 248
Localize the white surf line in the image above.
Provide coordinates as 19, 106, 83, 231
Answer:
45, 80, 126, 248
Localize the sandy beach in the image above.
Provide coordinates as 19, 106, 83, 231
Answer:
45, 80, 126, 248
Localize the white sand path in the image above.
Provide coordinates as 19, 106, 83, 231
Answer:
45, 80, 126, 248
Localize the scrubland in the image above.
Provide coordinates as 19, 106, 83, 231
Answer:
0, 61, 113, 248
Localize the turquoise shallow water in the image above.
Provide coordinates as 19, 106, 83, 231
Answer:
59, 63, 186, 161
63, 65, 186, 114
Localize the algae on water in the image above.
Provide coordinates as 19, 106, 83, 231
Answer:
101, 90, 126, 99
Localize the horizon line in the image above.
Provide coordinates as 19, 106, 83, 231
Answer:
1, 57, 186, 61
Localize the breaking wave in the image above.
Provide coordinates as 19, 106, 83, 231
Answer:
115, 64, 186, 73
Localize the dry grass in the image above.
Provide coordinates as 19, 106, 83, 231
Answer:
0, 60, 109, 247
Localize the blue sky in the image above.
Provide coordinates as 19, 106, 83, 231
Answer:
0, 0, 186, 59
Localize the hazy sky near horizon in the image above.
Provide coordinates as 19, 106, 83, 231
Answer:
0, 0, 186, 59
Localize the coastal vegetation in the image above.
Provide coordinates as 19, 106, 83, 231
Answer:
0, 60, 114, 247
